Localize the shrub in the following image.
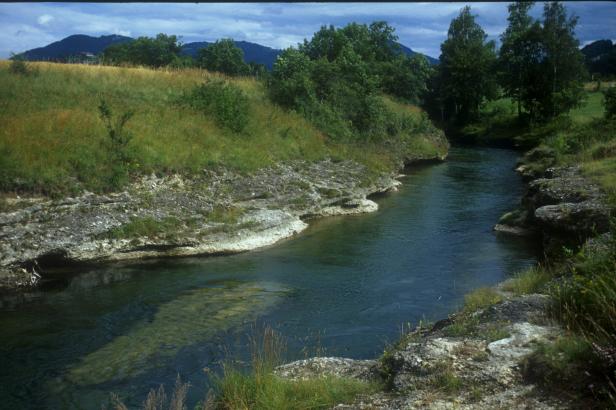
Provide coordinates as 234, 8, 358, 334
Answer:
9, 54, 32, 76
604, 87, 616, 119
98, 100, 135, 190
187, 81, 250, 133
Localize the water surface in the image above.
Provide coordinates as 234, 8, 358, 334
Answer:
0, 146, 538, 409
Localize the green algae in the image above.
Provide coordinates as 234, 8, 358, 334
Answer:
67, 282, 285, 386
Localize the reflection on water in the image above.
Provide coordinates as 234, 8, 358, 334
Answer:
0, 146, 539, 409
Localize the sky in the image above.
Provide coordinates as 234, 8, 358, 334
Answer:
1, 2, 615, 59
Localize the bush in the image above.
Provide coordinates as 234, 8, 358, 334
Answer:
604, 87, 616, 118
98, 100, 135, 190
186, 81, 250, 133
9, 54, 33, 76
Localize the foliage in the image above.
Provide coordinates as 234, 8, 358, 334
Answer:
381, 54, 432, 104
604, 87, 616, 119
498, 1, 586, 121
8, 53, 33, 76
197, 39, 250, 76
434, 6, 498, 124
186, 80, 250, 132
98, 99, 135, 189
499, 1, 537, 118
538, 1, 587, 118
102, 34, 182, 67
269, 21, 432, 142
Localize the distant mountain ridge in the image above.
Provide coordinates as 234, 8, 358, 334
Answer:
181, 40, 282, 69
19, 34, 132, 61
581, 39, 616, 76
16, 34, 438, 68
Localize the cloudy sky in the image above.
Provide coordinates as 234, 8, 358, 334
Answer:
1, 2, 615, 59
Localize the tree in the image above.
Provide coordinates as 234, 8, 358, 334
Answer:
499, 1, 536, 118
103, 34, 181, 67
268, 48, 315, 108
197, 39, 249, 76
438, 6, 498, 123
539, 1, 586, 118
381, 54, 432, 104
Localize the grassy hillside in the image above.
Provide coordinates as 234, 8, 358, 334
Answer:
0, 61, 444, 197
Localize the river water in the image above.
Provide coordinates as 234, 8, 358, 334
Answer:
0, 146, 538, 409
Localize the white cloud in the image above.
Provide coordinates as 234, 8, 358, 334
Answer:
37, 14, 53, 25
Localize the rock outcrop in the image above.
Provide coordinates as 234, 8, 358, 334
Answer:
0, 159, 420, 290
495, 162, 610, 246
277, 295, 568, 409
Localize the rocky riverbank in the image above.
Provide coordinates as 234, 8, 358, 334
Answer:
495, 146, 611, 250
273, 145, 613, 409
275, 294, 568, 409
0, 150, 447, 291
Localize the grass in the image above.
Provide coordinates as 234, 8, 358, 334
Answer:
100, 216, 181, 240
502, 265, 552, 296
0, 61, 445, 197
522, 334, 609, 404
462, 287, 502, 313
210, 327, 380, 410
426, 360, 463, 394
214, 370, 377, 410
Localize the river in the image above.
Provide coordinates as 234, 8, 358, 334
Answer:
0, 146, 538, 409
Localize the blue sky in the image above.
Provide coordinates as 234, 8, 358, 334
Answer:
1, 2, 615, 59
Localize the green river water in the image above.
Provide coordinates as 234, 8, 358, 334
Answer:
0, 146, 539, 409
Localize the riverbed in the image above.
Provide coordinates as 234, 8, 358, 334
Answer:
0, 146, 538, 409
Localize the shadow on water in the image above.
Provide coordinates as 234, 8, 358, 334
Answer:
0, 146, 540, 409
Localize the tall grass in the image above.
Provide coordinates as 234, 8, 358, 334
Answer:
210, 327, 379, 410
0, 61, 443, 197
502, 265, 552, 296
108, 327, 379, 410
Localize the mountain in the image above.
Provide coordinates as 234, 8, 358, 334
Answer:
17, 34, 438, 69
581, 39, 616, 76
18, 34, 132, 61
396, 42, 439, 65
181, 40, 282, 69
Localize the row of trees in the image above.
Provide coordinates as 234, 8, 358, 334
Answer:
101, 35, 263, 75
430, 1, 587, 125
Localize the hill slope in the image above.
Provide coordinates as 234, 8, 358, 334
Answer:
0, 61, 446, 196
581, 39, 616, 76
